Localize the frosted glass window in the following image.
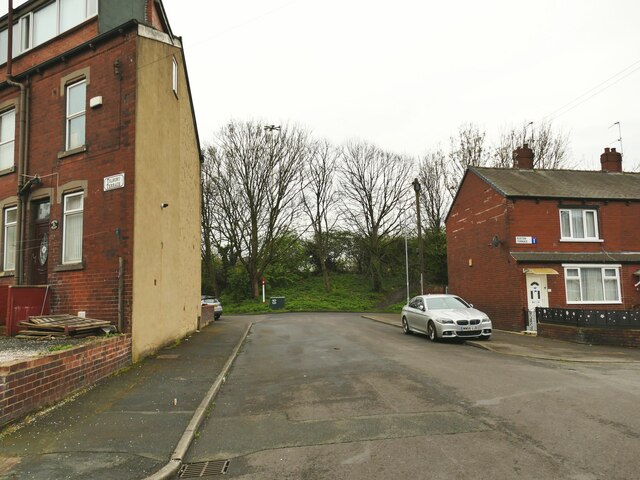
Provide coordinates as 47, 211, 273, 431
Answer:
63, 192, 83, 264
33, 2, 56, 46
60, 0, 85, 32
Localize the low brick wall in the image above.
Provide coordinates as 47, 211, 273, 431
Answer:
539, 323, 640, 348
200, 305, 215, 328
0, 335, 132, 428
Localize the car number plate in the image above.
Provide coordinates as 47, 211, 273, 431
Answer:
461, 326, 476, 331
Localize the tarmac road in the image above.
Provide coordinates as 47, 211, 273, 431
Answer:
185, 313, 640, 480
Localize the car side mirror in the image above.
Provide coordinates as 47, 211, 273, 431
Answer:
420, 305, 425, 312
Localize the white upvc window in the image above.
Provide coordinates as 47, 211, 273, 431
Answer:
559, 208, 600, 241
63, 192, 83, 264
0, 0, 98, 62
564, 264, 621, 304
0, 109, 16, 171
172, 57, 178, 95
66, 79, 86, 150
3, 206, 17, 271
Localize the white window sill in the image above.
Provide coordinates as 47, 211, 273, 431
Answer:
559, 238, 604, 243
566, 301, 622, 305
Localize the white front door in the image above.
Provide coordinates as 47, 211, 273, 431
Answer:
526, 274, 549, 331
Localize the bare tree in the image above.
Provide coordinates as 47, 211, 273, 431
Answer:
203, 121, 309, 298
339, 141, 413, 292
301, 140, 340, 292
492, 121, 571, 169
418, 148, 449, 231
201, 148, 220, 296
446, 123, 490, 197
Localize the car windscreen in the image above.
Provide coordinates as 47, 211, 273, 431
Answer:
426, 297, 469, 310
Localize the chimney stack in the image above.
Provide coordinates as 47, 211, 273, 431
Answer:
513, 144, 534, 169
600, 147, 622, 173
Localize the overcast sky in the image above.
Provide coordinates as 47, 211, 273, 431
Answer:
4, 1, 639, 171
161, 0, 640, 171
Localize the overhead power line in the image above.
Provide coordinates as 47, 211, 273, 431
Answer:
542, 58, 640, 122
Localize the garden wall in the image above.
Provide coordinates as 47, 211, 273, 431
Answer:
0, 335, 131, 428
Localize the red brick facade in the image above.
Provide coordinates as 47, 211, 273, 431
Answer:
447, 166, 640, 333
0, 335, 132, 427
0, 23, 139, 332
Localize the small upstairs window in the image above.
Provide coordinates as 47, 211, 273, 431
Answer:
559, 208, 599, 241
172, 57, 178, 95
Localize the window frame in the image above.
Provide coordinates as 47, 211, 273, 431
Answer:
563, 264, 622, 304
559, 208, 601, 242
65, 79, 86, 151
0, 0, 98, 63
0, 108, 16, 171
62, 191, 84, 265
172, 56, 178, 95
3, 206, 17, 272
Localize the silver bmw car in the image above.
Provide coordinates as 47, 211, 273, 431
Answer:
401, 294, 492, 341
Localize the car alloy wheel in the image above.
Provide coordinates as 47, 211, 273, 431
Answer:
427, 321, 438, 342
402, 317, 412, 335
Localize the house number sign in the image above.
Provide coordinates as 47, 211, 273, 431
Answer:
104, 173, 125, 191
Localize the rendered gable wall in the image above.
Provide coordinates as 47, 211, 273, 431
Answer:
131, 29, 201, 361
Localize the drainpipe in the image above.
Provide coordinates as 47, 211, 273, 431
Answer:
5, 0, 30, 285
118, 256, 124, 332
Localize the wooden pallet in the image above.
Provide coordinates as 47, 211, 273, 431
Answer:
18, 314, 113, 337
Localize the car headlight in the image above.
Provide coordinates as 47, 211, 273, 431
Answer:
436, 318, 455, 324
481, 317, 491, 323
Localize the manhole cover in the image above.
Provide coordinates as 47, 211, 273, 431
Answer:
179, 460, 229, 477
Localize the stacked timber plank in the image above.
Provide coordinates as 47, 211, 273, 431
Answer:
17, 315, 114, 338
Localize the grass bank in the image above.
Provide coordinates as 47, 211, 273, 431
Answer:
221, 273, 409, 315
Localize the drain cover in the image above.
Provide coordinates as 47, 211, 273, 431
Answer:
179, 460, 229, 477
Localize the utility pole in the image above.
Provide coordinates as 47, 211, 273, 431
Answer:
412, 178, 424, 295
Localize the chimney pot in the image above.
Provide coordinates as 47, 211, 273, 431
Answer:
605, 147, 610, 153
611, 148, 617, 153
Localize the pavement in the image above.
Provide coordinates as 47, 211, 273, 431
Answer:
363, 313, 640, 363
1, 312, 639, 480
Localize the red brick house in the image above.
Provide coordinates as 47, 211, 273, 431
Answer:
446, 145, 640, 341
0, 0, 202, 360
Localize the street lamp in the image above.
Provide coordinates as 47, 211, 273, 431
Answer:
412, 178, 424, 295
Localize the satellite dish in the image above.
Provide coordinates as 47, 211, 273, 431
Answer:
490, 235, 501, 247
